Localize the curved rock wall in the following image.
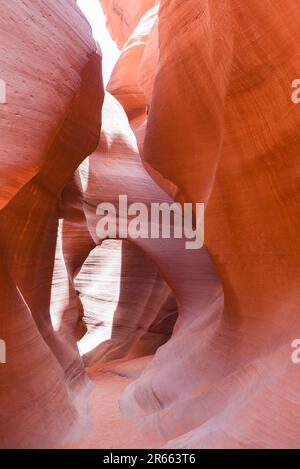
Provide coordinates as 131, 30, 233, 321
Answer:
114, 0, 300, 448
0, 0, 103, 448
61, 92, 178, 366
1, 0, 300, 450
100, 0, 157, 49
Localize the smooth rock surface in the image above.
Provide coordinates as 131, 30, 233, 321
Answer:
0, 0, 103, 448
117, 0, 300, 449
2, 0, 300, 450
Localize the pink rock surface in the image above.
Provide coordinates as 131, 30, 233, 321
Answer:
1, 0, 300, 451
0, 0, 103, 448
100, 0, 156, 48
117, 0, 300, 448
61, 93, 178, 366
63, 356, 163, 449
0, 0, 100, 209
107, 5, 159, 120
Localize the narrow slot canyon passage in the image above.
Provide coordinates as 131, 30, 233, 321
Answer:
1, 0, 300, 452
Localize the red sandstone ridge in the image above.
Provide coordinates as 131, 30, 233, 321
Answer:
1, 0, 300, 451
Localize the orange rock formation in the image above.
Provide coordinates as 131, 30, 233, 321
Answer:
1, 0, 300, 449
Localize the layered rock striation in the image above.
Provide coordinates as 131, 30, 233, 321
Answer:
1, 0, 300, 450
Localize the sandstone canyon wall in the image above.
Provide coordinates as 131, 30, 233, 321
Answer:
0, 0, 103, 448
0, 0, 300, 450
102, 0, 300, 448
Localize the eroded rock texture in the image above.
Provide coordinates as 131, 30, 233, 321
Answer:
61, 92, 179, 366
102, 0, 300, 449
100, 0, 157, 49
1, 0, 300, 450
0, 0, 103, 448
